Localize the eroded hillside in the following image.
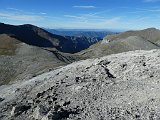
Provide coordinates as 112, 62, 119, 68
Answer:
0, 34, 76, 85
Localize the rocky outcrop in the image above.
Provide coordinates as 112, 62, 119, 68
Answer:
1, 49, 160, 120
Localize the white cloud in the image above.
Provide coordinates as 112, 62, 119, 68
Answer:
103, 17, 121, 25
123, 7, 160, 15
64, 13, 107, 22
40, 12, 47, 15
0, 12, 43, 21
144, 0, 160, 2
64, 15, 85, 19
62, 15, 121, 29
73, 6, 96, 8
7, 7, 22, 11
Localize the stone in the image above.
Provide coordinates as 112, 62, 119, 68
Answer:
11, 104, 31, 117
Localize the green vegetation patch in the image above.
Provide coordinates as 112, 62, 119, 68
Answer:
0, 34, 18, 55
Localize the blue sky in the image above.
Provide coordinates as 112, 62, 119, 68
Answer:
0, 0, 160, 30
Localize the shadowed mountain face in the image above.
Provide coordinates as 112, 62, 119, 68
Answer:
0, 23, 102, 53
63, 36, 101, 52
77, 28, 160, 59
0, 23, 58, 47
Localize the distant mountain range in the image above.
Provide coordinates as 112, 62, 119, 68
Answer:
46, 28, 116, 39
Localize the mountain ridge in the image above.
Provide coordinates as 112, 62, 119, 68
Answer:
104, 27, 160, 45
0, 23, 103, 53
46, 28, 116, 38
77, 28, 160, 59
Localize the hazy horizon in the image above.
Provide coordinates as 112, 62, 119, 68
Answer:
0, 0, 160, 30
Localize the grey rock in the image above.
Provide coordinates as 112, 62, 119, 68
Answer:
32, 105, 49, 119
1, 49, 160, 119
10, 104, 31, 117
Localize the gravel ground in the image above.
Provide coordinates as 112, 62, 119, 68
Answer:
0, 49, 160, 120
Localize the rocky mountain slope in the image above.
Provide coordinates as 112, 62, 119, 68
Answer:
64, 35, 101, 52
77, 28, 160, 59
104, 28, 160, 45
0, 23, 102, 53
0, 34, 76, 85
1, 49, 160, 120
0, 23, 61, 48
